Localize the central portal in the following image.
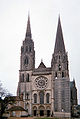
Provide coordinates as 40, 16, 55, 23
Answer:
40, 110, 44, 116
47, 110, 50, 117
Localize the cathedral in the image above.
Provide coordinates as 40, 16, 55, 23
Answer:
17, 15, 71, 117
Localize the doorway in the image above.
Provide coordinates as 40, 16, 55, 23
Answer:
47, 110, 50, 117
40, 110, 44, 116
34, 110, 37, 116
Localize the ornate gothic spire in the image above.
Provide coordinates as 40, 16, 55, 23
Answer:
26, 14, 32, 38
54, 16, 65, 54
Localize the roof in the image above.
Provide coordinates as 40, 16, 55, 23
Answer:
7, 106, 26, 111
32, 61, 52, 75
5, 95, 23, 101
38, 61, 46, 69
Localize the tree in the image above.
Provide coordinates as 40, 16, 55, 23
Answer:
0, 81, 12, 98
0, 81, 15, 118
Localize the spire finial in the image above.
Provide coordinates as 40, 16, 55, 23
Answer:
41, 59, 43, 62
26, 13, 32, 38
54, 16, 66, 54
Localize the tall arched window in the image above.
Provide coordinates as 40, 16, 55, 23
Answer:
55, 72, 57, 78
26, 46, 28, 52
26, 73, 29, 82
40, 92, 44, 104
62, 72, 64, 78
34, 94, 37, 103
24, 57, 28, 65
21, 74, 24, 82
46, 93, 49, 103
59, 64, 61, 71
29, 46, 31, 52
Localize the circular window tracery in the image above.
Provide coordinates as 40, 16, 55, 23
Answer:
35, 76, 48, 90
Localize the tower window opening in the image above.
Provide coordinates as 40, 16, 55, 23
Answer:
26, 73, 29, 82
59, 55, 60, 59
29, 46, 31, 52
59, 64, 61, 71
24, 57, 28, 65
62, 72, 64, 78
26, 46, 28, 52
26, 93, 29, 99
55, 72, 57, 78
21, 74, 24, 82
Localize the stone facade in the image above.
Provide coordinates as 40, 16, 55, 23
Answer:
17, 15, 71, 117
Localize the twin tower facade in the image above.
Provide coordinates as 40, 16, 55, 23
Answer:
17, 15, 71, 117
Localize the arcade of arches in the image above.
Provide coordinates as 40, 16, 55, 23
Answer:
33, 106, 51, 117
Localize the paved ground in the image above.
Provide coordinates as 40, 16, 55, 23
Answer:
8, 117, 33, 119
8, 117, 80, 119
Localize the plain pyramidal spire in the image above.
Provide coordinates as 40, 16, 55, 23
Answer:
26, 14, 32, 38
54, 16, 66, 54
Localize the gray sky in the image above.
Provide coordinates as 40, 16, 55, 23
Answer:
0, 0, 80, 104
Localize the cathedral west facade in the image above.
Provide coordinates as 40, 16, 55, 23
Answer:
17, 15, 71, 117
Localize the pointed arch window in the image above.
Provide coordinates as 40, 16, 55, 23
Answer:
34, 94, 37, 103
29, 46, 31, 52
26, 73, 29, 82
21, 74, 24, 82
59, 55, 60, 59
62, 72, 64, 78
40, 92, 44, 104
24, 57, 28, 65
26, 46, 28, 52
55, 72, 57, 78
46, 93, 49, 103
59, 64, 61, 71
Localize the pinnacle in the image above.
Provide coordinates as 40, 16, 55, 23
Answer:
26, 14, 32, 38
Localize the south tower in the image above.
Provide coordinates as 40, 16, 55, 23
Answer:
51, 17, 70, 117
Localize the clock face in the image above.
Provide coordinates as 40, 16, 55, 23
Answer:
35, 76, 48, 89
